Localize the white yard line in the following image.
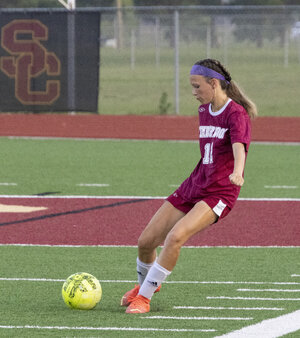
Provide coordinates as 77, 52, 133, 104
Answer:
0, 183, 17, 186
214, 310, 300, 338
291, 274, 300, 277
0, 277, 65, 282
207, 296, 300, 301
166, 281, 300, 285
264, 185, 298, 189
0, 324, 216, 333
76, 184, 110, 187
143, 316, 253, 321
0, 277, 299, 286
237, 288, 300, 293
173, 306, 284, 311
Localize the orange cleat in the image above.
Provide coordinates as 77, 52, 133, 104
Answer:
125, 294, 150, 314
120, 284, 140, 307
121, 284, 161, 307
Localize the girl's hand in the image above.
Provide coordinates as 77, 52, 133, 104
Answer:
229, 172, 244, 186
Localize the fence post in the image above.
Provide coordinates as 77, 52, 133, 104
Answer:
206, 23, 211, 59
155, 16, 160, 68
284, 26, 289, 68
117, 0, 124, 49
131, 29, 136, 70
67, 10, 76, 112
223, 18, 229, 66
174, 10, 180, 115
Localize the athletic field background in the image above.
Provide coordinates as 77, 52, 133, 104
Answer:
99, 46, 300, 117
0, 115, 299, 337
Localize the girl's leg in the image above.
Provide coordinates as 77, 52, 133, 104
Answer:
138, 201, 217, 300
158, 200, 217, 270
121, 201, 185, 307
137, 200, 186, 265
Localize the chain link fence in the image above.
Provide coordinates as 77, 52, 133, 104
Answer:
1, 3, 300, 116
98, 6, 300, 116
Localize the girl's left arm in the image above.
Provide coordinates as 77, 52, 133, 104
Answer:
229, 142, 246, 187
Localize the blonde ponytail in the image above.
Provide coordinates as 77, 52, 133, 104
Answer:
226, 81, 258, 119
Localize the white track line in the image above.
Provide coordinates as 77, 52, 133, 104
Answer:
214, 310, 300, 338
237, 288, 300, 293
0, 194, 164, 199
1, 243, 299, 248
173, 306, 284, 311
1, 277, 300, 286
143, 316, 253, 321
0, 195, 299, 201
207, 296, 300, 301
252, 141, 300, 146
4, 136, 300, 146
238, 197, 300, 201
0, 325, 216, 333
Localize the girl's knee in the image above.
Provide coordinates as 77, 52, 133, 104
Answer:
138, 231, 156, 252
164, 228, 185, 249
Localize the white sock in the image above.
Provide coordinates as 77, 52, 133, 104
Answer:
139, 261, 171, 299
136, 257, 154, 286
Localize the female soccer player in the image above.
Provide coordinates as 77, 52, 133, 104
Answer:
121, 58, 258, 314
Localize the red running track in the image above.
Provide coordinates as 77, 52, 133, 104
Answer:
0, 114, 299, 142
0, 198, 299, 246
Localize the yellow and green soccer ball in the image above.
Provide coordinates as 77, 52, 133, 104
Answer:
62, 272, 102, 310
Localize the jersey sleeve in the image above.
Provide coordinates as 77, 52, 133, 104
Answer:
228, 109, 251, 152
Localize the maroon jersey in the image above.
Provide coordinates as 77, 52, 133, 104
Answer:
177, 99, 251, 210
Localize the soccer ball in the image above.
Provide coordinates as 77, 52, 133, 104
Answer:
62, 272, 102, 310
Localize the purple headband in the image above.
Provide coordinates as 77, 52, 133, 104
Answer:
190, 65, 230, 84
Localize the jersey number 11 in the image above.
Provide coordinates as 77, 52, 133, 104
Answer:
203, 142, 214, 164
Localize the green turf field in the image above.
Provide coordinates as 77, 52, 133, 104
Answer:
0, 137, 299, 337
0, 137, 299, 198
0, 245, 299, 337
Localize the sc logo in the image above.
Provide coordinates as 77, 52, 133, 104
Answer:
0, 19, 61, 105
